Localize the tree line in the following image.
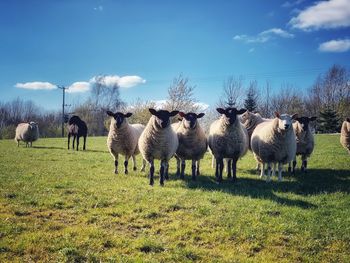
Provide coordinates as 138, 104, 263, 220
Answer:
0, 64, 349, 139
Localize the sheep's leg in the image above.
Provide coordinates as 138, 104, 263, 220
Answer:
231, 158, 238, 182
180, 159, 185, 180
76, 136, 80, 151
83, 135, 86, 151
113, 153, 119, 174
227, 159, 232, 178
131, 155, 137, 171
260, 163, 265, 178
140, 159, 146, 172
278, 162, 283, 182
196, 160, 200, 176
216, 158, 223, 182
292, 158, 297, 176
124, 156, 129, 174
175, 156, 180, 176
72, 135, 75, 150
271, 163, 276, 177
149, 160, 154, 186
165, 162, 169, 180
256, 162, 260, 174
191, 159, 196, 181
266, 163, 272, 182
160, 160, 166, 186
68, 134, 71, 149
288, 162, 291, 173
301, 155, 307, 173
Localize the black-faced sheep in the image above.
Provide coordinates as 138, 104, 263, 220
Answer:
67, 115, 88, 151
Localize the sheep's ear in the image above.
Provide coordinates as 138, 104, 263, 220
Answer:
197, 113, 205, 118
149, 108, 157, 115
310, 116, 317, 121
107, 111, 114, 116
237, 108, 247, 115
291, 113, 298, 120
178, 118, 183, 122
178, 112, 185, 118
274, 111, 280, 118
125, 112, 133, 118
346, 117, 350, 122
216, 108, 225, 114
170, 111, 179, 117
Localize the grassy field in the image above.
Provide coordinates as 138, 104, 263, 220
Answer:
0, 134, 349, 262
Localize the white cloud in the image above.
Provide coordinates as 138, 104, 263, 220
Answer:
289, 0, 350, 30
90, 75, 146, 88
249, 48, 255, 53
282, 0, 305, 8
319, 39, 350, 52
94, 5, 103, 11
15, 81, 56, 90
67, 82, 90, 93
233, 28, 294, 43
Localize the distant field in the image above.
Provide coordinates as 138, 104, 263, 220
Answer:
0, 135, 349, 262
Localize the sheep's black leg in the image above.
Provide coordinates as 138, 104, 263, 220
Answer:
191, 159, 196, 181
160, 161, 165, 186
196, 160, 200, 176
216, 158, 223, 182
124, 158, 128, 175
68, 134, 70, 150
76, 136, 80, 151
215, 158, 219, 179
83, 135, 86, 151
114, 160, 118, 174
231, 158, 238, 182
227, 159, 232, 178
72, 136, 76, 150
149, 161, 154, 186
301, 155, 307, 173
293, 160, 297, 175
180, 159, 185, 179
165, 162, 169, 180
175, 156, 180, 177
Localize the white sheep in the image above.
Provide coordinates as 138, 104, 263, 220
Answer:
15, 122, 39, 147
208, 107, 248, 182
138, 108, 179, 186
340, 118, 350, 154
287, 116, 317, 174
106, 111, 146, 174
173, 112, 207, 180
251, 112, 297, 182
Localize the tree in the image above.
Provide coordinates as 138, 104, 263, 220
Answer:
270, 84, 305, 115
318, 107, 340, 133
244, 81, 259, 112
164, 74, 199, 113
125, 98, 157, 126
258, 80, 272, 118
217, 76, 244, 108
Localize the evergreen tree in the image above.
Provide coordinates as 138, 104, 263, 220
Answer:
244, 83, 258, 112
318, 107, 340, 133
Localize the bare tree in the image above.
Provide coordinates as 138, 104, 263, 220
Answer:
164, 74, 199, 113
270, 84, 305, 115
217, 76, 244, 108
125, 98, 157, 126
258, 80, 272, 117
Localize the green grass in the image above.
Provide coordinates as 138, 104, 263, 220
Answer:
0, 134, 349, 262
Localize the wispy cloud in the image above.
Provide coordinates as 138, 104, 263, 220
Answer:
233, 28, 294, 44
248, 48, 255, 53
94, 5, 103, 11
319, 39, 350, 52
282, 0, 305, 8
289, 0, 350, 30
66, 82, 90, 93
15, 81, 56, 90
90, 75, 146, 89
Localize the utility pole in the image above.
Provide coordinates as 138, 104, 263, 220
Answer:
57, 86, 69, 137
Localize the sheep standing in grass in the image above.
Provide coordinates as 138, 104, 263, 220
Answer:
107, 111, 146, 175
287, 116, 317, 174
208, 107, 248, 182
15, 122, 39, 147
173, 112, 207, 180
138, 109, 179, 186
251, 112, 297, 182
340, 118, 350, 154
67, 115, 88, 151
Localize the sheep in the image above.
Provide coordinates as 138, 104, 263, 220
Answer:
106, 111, 146, 175
15, 122, 39, 147
208, 107, 248, 182
173, 112, 207, 180
340, 118, 350, 154
287, 116, 317, 174
138, 108, 179, 186
251, 112, 297, 182
67, 115, 88, 151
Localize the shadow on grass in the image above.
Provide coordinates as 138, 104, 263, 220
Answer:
170, 167, 350, 209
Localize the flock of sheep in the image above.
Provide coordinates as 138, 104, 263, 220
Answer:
14, 108, 350, 186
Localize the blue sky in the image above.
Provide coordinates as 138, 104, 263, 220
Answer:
1, 0, 349, 111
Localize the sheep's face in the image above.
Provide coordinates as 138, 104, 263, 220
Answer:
28, 122, 37, 130
149, 108, 179, 129
178, 112, 205, 129
68, 115, 81, 125
107, 111, 132, 128
295, 116, 317, 130
275, 112, 297, 131
217, 107, 247, 125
